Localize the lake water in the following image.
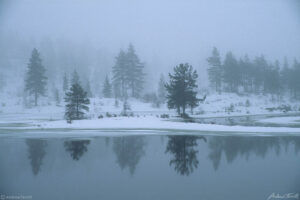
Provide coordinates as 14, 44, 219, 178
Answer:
1, 132, 300, 200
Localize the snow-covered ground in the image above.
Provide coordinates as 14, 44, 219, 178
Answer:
258, 116, 300, 125
1, 92, 300, 135
31, 117, 300, 134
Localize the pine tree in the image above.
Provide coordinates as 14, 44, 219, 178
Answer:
223, 52, 240, 93
158, 74, 166, 103
207, 47, 222, 92
85, 81, 92, 98
280, 57, 290, 94
25, 48, 47, 106
239, 55, 254, 93
63, 73, 69, 92
253, 55, 268, 94
113, 83, 121, 99
112, 45, 145, 99
64, 140, 90, 160
165, 63, 199, 116
289, 59, 300, 99
126, 44, 145, 98
112, 50, 127, 98
71, 70, 80, 85
64, 83, 90, 123
102, 75, 112, 98
264, 60, 280, 97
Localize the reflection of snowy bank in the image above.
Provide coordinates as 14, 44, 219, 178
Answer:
258, 116, 300, 125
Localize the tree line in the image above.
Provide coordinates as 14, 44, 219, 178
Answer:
207, 47, 300, 98
24, 44, 147, 122
25, 45, 300, 122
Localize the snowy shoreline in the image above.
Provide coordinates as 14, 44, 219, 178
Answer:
0, 116, 300, 136
2, 94, 300, 136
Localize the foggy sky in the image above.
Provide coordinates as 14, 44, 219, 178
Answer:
1, 0, 300, 87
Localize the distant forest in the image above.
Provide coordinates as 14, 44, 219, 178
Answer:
207, 47, 300, 99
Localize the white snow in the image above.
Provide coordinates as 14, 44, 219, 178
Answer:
1, 93, 300, 136
3, 116, 298, 135
258, 116, 300, 124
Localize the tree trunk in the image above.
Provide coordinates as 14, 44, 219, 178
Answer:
76, 96, 79, 120
177, 106, 180, 115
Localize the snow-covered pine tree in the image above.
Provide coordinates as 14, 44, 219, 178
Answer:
64, 83, 90, 123
158, 74, 166, 103
63, 73, 69, 92
125, 44, 145, 98
112, 50, 127, 99
102, 75, 112, 98
207, 47, 222, 92
165, 63, 198, 116
25, 48, 47, 106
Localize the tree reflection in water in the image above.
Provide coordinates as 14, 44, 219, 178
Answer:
113, 136, 146, 175
26, 139, 48, 175
64, 140, 90, 161
166, 135, 206, 176
208, 136, 300, 170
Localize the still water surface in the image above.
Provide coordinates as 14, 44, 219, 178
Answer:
1, 132, 300, 200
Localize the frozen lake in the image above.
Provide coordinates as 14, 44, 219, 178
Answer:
1, 131, 300, 200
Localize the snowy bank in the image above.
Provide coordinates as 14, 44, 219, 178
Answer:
258, 116, 300, 125
21, 116, 300, 134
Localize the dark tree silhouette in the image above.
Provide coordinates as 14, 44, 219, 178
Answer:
112, 44, 145, 99
165, 135, 206, 176
24, 48, 47, 106
126, 44, 145, 98
64, 140, 91, 161
113, 50, 127, 98
207, 136, 300, 170
113, 136, 146, 175
165, 63, 198, 116
64, 83, 90, 123
207, 47, 222, 92
26, 139, 47, 175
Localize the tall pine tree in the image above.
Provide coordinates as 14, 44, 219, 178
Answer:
25, 48, 47, 106
207, 47, 222, 92
165, 63, 198, 116
112, 50, 127, 98
126, 44, 145, 98
223, 52, 240, 93
112, 44, 145, 99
